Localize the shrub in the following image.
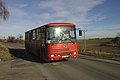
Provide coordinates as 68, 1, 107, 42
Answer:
0, 44, 11, 61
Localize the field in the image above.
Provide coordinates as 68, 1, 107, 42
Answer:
78, 38, 120, 61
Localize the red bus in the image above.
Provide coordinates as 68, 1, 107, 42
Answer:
25, 22, 81, 62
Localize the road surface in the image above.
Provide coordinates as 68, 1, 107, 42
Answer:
36, 56, 120, 80
0, 44, 120, 80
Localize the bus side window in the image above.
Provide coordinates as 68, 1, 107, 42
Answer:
69, 30, 75, 38
36, 29, 40, 40
25, 33, 27, 40
32, 30, 36, 40
28, 32, 31, 41
47, 30, 55, 40
40, 28, 45, 46
47, 31, 50, 40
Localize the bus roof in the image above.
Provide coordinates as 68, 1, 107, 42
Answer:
45, 22, 75, 27
25, 22, 75, 33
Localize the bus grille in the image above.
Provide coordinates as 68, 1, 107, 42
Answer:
52, 48, 69, 52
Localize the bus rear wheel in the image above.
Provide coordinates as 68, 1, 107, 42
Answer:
38, 50, 42, 63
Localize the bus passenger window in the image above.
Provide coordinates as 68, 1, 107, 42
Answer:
32, 30, 36, 40
36, 29, 40, 40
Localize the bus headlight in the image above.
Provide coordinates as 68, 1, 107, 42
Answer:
51, 54, 54, 57
73, 52, 77, 55
58, 54, 60, 56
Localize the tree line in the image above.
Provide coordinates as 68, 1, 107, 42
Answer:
0, 34, 24, 43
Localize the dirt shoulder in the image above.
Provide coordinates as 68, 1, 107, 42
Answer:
0, 59, 47, 80
0, 42, 47, 80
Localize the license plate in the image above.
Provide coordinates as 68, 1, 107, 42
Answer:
62, 55, 69, 58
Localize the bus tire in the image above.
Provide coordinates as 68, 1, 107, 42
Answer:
38, 50, 42, 63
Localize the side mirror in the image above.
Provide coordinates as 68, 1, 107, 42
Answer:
79, 30, 82, 36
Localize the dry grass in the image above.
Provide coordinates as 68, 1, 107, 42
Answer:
0, 44, 11, 61
78, 39, 120, 61
80, 50, 120, 61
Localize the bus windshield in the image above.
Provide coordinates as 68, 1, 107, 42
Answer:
46, 26, 76, 44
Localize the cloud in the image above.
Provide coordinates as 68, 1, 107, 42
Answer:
38, 0, 106, 25
9, 6, 28, 17
84, 23, 120, 38
105, 24, 120, 30
4, 0, 106, 27
0, 5, 31, 37
0, 0, 107, 38
18, 4, 28, 8
90, 24, 120, 31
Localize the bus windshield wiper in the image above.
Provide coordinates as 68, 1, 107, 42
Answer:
62, 38, 75, 44
67, 38, 75, 44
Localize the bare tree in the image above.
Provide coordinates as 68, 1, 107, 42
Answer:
17, 34, 23, 40
0, 0, 9, 21
7, 36, 16, 43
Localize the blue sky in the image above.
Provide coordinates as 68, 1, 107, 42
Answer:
0, 0, 120, 39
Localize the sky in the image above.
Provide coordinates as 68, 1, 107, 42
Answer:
0, 0, 120, 39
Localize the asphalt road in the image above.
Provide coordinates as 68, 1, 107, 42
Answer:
36, 56, 120, 80
0, 44, 120, 80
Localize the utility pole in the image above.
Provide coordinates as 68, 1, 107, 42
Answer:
82, 30, 87, 52
76, 28, 87, 52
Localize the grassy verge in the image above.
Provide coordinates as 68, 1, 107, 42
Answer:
78, 39, 120, 61
80, 51, 120, 61
0, 44, 11, 61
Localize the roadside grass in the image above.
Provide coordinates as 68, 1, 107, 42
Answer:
78, 39, 120, 61
80, 50, 120, 61
0, 44, 11, 61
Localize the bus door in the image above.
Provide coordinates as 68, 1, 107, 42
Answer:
40, 29, 46, 60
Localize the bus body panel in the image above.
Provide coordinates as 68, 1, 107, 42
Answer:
46, 43, 78, 61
